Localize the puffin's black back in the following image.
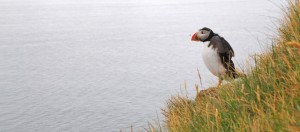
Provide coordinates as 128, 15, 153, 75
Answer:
208, 34, 237, 78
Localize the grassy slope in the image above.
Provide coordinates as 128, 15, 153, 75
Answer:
163, 1, 300, 131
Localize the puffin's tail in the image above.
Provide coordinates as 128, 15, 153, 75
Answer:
227, 65, 246, 79
235, 69, 246, 78
224, 59, 237, 79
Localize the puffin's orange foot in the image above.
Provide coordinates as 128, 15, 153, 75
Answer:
217, 79, 222, 88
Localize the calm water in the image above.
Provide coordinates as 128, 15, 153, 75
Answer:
0, 0, 282, 131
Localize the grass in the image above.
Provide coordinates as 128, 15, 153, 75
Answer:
162, 1, 300, 131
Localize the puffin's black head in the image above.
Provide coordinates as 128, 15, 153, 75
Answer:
191, 27, 215, 42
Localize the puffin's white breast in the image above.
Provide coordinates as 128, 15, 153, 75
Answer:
201, 41, 226, 77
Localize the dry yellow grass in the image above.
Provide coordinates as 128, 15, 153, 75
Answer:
287, 41, 300, 51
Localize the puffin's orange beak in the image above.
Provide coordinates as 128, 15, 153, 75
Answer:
191, 32, 200, 41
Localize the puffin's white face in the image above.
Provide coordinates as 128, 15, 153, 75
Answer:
191, 28, 212, 42
198, 29, 211, 41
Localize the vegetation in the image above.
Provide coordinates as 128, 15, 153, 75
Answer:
162, 1, 300, 131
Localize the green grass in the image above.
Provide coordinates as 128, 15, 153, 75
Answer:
162, 1, 300, 131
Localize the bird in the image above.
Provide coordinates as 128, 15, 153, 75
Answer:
191, 27, 237, 87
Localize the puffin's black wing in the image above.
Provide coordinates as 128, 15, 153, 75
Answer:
209, 35, 237, 78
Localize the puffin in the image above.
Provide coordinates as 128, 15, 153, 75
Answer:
191, 27, 237, 87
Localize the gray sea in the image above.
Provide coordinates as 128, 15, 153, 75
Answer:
0, 0, 282, 131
